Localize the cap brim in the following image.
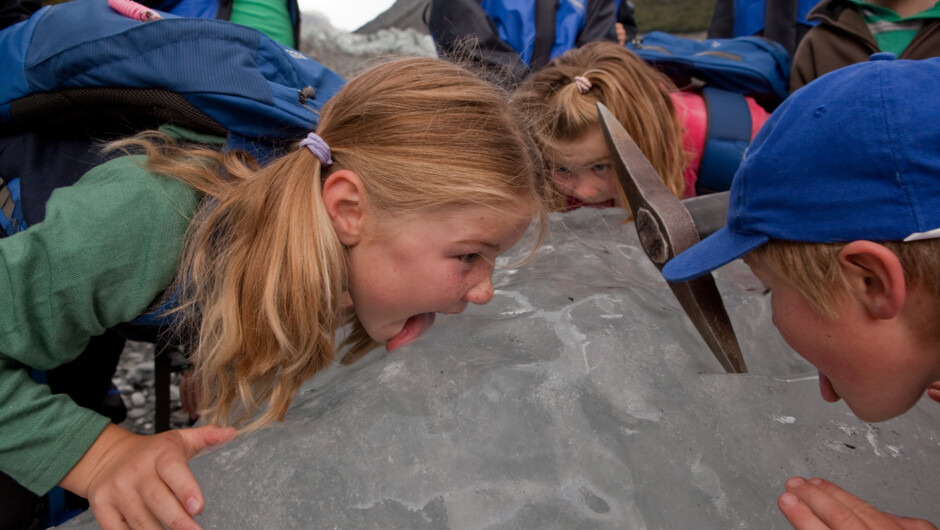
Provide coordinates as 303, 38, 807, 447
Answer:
661, 226, 769, 282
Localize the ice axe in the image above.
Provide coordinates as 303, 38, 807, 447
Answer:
597, 102, 747, 374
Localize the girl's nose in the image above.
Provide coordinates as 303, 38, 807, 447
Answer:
572, 176, 601, 201
464, 274, 494, 305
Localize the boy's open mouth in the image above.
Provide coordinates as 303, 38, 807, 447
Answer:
386, 312, 436, 351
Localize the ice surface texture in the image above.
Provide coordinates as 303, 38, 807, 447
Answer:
61, 208, 940, 529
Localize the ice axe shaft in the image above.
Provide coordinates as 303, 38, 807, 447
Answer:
683, 192, 729, 240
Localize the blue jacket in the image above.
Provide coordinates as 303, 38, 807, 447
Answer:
707, 0, 819, 55
429, 0, 617, 85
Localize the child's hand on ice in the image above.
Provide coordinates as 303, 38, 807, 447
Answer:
779, 476, 937, 530
60, 423, 236, 529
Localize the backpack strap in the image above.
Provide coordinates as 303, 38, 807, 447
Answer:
696, 86, 752, 195
0, 176, 24, 237
129, 285, 182, 327
529, 0, 557, 71
44, 486, 84, 527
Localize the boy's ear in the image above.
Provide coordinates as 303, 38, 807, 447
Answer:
322, 170, 365, 246
838, 241, 906, 320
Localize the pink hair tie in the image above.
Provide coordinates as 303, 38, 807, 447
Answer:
300, 132, 333, 166
573, 75, 592, 94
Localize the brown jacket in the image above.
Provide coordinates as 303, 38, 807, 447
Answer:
790, 0, 940, 92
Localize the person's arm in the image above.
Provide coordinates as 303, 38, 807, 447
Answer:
778, 477, 938, 530
427, 0, 530, 84
0, 358, 111, 493
578, 0, 618, 47
0, 155, 197, 493
0, 154, 242, 527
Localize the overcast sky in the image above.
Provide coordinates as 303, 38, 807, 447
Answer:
297, 0, 395, 31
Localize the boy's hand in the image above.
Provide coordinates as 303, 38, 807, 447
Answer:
60, 423, 237, 529
778, 477, 937, 530
615, 22, 627, 45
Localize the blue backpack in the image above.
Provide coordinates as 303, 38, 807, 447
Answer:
628, 31, 791, 103
627, 31, 791, 194
0, 0, 346, 328
0, 0, 345, 239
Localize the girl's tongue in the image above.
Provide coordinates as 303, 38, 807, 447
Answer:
386, 312, 436, 351
818, 371, 841, 403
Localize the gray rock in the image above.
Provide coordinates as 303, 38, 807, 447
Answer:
300, 9, 436, 80
124, 363, 154, 386
129, 392, 147, 407
125, 407, 148, 421
355, 0, 430, 34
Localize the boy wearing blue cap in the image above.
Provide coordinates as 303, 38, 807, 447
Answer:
662, 54, 940, 529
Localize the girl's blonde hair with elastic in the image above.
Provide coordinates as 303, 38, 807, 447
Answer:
110, 57, 548, 430
513, 40, 688, 208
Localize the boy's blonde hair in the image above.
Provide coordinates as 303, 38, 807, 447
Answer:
748, 239, 940, 320
112, 57, 547, 429
512, 40, 688, 209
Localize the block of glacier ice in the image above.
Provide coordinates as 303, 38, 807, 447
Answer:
60, 207, 940, 529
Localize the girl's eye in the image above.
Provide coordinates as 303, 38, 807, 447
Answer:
554, 166, 571, 175
592, 163, 610, 173
459, 253, 480, 265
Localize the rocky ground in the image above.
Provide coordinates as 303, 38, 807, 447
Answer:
298, 10, 436, 80
114, 341, 192, 434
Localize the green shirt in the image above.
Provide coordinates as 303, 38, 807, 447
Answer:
230, 0, 295, 48
845, 0, 940, 54
0, 132, 205, 494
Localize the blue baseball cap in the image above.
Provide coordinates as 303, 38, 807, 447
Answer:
662, 54, 940, 282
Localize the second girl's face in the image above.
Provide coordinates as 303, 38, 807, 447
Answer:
346, 203, 532, 351
551, 127, 619, 208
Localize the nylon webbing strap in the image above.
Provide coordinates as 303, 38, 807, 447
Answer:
0, 175, 25, 237
697, 86, 752, 195
530, 0, 557, 71
0, 177, 13, 221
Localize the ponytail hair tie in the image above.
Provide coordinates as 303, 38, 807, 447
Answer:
300, 132, 333, 166
573, 75, 592, 94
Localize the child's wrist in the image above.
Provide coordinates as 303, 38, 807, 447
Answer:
58, 423, 136, 497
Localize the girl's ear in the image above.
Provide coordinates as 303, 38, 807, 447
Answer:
838, 241, 906, 320
322, 170, 365, 246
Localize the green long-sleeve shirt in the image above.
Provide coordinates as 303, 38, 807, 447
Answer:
0, 142, 202, 494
